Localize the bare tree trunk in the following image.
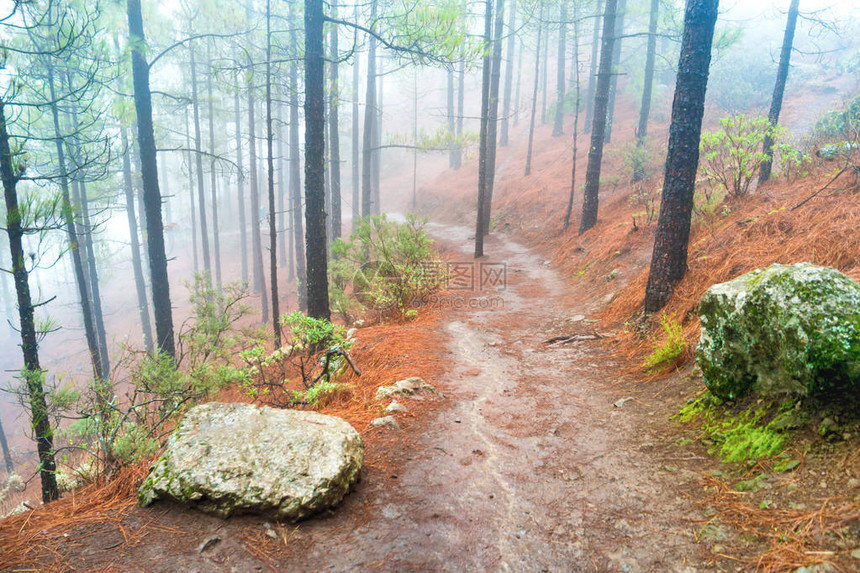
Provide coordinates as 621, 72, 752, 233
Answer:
206, 40, 222, 289
759, 0, 800, 185
584, 0, 604, 133
633, 0, 659, 182
553, 5, 567, 137
541, 26, 549, 125
579, 0, 618, 235
128, 0, 174, 358
304, 0, 331, 320
0, 415, 13, 475
514, 37, 523, 127
563, 5, 582, 232
247, 66, 270, 322
328, 11, 342, 241
644, 0, 719, 313
278, 101, 287, 267
265, 0, 280, 343
447, 67, 456, 167
373, 57, 383, 215
481, 0, 506, 236
234, 61, 248, 284
455, 57, 465, 168
500, 0, 517, 146
289, 1, 307, 310
75, 178, 110, 377
351, 4, 360, 232
189, 45, 212, 281
184, 108, 199, 274
1, 98, 58, 502
475, 0, 495, 258
361, 0, 378, 219
605, 0, 627, 144
525, 6, 545, 176
121, 126, 153, 351
46, 66, 104, 382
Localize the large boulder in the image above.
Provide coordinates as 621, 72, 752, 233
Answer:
138, 402, 363, 520
697, 263, 860, 400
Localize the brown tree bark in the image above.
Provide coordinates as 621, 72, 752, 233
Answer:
127, 0, 175, 358
304, 0, 331, 320
633, 0, 659, 183
759, 0, 800, 185
579, 0, 619, 235
644, 0, 720, 313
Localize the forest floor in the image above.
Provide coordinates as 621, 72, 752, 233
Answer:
0, 222, 721, 572
2, 77, 859, 573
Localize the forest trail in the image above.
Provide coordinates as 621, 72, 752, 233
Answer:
32, 225, 708, 572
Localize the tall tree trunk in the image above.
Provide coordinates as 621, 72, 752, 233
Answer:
644, 0, 719, 313
579, 0, 618, 235
759, 0, 800, 184
304, 0, 331, 321
189, 45, 212, 281
540, 26, 549, 124
75, 178, 110, 377
247, 70, 269, 322
514, 37, 523, 127
553, 5, 567, 137
563, 5, 582, 231
524, 6, 545, 176
234, 61, 248, 284
584, 0, 604, 133
633, 0, 659, 182
475, 0, 495, 258
128, 0, 175, 358
120, 126, 153, 351
184, 107, 199, 274
206, 40, 222, 289
0, 415, 13, 475
328, 12, 342, 241
447, 67, 456, 167
0, 98, 58, 502
605, 0, 627, 144
289, 1, 307, 310
500, 0, 517, 146
46, 67, 104, 382
456, 59, 465, 168
266, 0, 280, 343
373, 57, 383, 214
278, 101, 287, 267
351, 12, 361, 232
361, 0, 378, 219
481, 0, 506, 236
412, 70, 419, 210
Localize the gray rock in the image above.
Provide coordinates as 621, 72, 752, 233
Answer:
138, 402, 363, 521
697, 263, 860, 400
385, 400, 407, 414
369, 415, 400, 430
375, 377, 437, 400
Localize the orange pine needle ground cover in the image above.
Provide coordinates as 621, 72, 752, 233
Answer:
0, 307, 448, 571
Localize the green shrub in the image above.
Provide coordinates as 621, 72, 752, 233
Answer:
329, 213, 443, 322
241, 312, 359, 408
699, 114, 782, 198
643, 314, 688, 372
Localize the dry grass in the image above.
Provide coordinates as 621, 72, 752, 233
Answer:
699, 475, 860, 572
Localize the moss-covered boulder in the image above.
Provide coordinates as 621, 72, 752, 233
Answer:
697, 263, 860, 400
138, 403, 363, 520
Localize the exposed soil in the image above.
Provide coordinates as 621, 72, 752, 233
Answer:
1, 223, 722, 572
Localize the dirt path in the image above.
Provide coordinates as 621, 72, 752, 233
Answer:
25, 226, 709, 572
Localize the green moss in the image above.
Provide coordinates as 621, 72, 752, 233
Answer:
735, 474, 766, 492
718, 423, 787, 463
